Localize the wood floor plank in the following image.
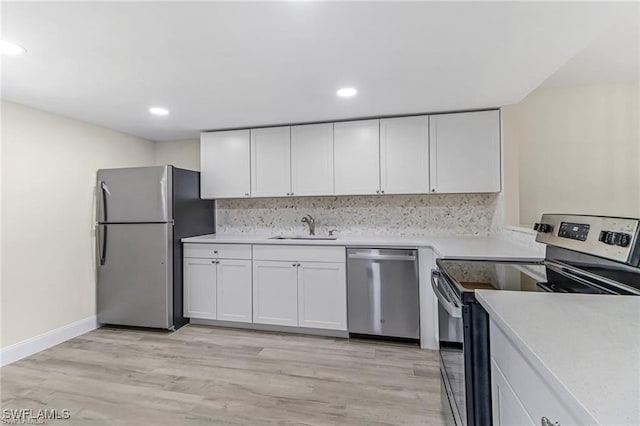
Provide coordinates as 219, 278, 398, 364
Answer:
1, 325, 448, 425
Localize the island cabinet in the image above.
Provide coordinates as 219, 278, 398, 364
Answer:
200, 130, 251, 199
490, 320, 582, 426
183, 243, 252, 323
252, 245, 347, 330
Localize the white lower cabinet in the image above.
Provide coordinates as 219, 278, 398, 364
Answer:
297, 262, 347, 330
252, 260, 299, 326
184, 258, 217, 320
185, 243, 347, 333
252, 245, 347, 331
491, 359, 535, 426
183, 244, 252, 322
490, 320, 582, 426
216, 259, 252, 323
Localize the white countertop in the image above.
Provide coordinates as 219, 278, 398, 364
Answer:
182, 233, 543, 261
476, 291, 640, 426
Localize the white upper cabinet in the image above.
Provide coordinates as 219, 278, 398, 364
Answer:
429, 110, 501, 193
201, 130, 251, 199
334, 119, 381, 195
380, 116, 430, 194
250, 127, 291, 197
291, 123, 334, 196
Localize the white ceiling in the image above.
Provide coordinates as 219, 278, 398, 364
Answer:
1, 2, 635, 141
541, 4, 639, 88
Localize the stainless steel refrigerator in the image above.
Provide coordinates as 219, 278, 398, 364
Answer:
96, 165, 214, 330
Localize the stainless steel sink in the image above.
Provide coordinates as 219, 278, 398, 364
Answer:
269, 235, 338, 240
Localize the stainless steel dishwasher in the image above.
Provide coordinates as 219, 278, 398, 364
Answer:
347, 248, 420, 339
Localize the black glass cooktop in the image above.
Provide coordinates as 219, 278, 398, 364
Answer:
437, 259, 547, 294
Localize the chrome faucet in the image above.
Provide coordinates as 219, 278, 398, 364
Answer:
301, 214, 316, 235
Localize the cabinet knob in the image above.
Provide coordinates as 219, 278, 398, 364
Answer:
245, 193, 250, 196
381, 190, 385, 194
541, 417, 560, 426
431, 189, 436, 193
213, 250, 218, 254
290, 192, 294, 196
376, 190, 380, 194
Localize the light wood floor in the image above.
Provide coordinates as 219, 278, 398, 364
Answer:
1, 325, 448, 425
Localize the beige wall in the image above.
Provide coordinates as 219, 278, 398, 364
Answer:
1, 100, 156, 348
503, 83, 640, 226
155, 139, 200, 171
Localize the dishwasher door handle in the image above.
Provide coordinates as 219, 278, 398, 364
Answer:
348, 253, 416, 261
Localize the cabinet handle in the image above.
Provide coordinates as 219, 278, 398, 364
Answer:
541, 417, 560, 426
245, 193, 250, 196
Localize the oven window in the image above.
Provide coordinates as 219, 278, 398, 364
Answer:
438, 292, 466, 425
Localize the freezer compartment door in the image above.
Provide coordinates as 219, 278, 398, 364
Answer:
97, 223, 173, 329
97, 166, 171, 223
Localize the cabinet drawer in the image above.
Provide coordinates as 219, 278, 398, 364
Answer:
183, 243, 251, 260
490, 320, 582, 425
252, 245, 345, 263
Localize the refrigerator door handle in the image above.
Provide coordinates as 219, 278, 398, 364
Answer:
98, 224, 108, 266
99, 181, 109, 222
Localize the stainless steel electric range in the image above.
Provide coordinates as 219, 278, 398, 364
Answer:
432, 214, 640, 426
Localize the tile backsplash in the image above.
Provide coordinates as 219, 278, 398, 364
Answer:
215, 193, 499, 237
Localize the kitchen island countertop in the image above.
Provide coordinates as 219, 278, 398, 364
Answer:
476, 290, 640, 426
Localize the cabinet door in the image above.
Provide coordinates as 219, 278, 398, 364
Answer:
252, 260, 298, 326
297, 262, 347, 330
201, 130, 251, 198
250, 127, 291, 197
216, 259, 252, 323
380, 116, 430, 194
334, 119, 380, 195
183, 258, 217, 319
491, 359, 536, 426
429, 110, 501, 193
291, 123, 334, 196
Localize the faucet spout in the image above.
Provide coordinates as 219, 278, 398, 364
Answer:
301, 214, 316, 235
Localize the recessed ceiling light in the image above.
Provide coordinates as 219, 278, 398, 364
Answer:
337, 87, 357, 98
1, 40, 27, 55
149, 107, 169, 116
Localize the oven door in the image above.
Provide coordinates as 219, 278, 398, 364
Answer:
432, 270, 465, 426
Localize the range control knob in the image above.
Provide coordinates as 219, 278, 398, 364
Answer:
604, 231, 617, 245
617, 233, 631, 247
534, 223, 553, 233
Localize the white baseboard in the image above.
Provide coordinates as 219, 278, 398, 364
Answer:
1, 316, 98, 367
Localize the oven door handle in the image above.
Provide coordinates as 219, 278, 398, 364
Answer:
431, 270, 462, 318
